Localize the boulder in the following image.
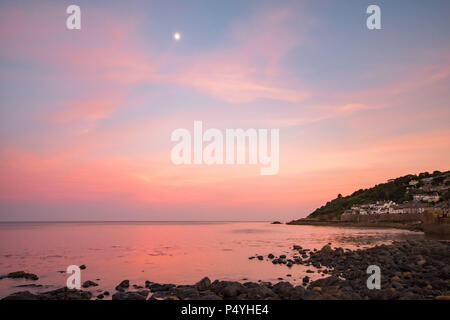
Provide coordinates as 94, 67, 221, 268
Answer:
39, 287, 92, 300
201, 294, 222, 300
272, 282, 293, 298
112, 292, 146, 300
195, 277, 211, 291
2, 291, 39, 300
149, 283, 176, 292
6, 271, 39, 281
82, 280, 98, 288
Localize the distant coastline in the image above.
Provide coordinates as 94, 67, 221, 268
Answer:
286, 218, 424, 232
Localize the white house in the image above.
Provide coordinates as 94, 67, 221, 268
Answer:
413, 194, 440, 202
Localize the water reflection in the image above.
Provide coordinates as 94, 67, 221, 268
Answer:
0, 221, 426, 298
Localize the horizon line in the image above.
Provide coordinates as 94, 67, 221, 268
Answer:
0, 220, 282, 223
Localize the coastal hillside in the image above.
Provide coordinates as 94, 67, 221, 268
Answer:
293, 170, 450, 221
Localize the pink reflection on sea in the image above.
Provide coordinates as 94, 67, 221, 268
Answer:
0, 222, 425, 298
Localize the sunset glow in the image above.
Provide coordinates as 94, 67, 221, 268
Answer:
0, 0, 449, 222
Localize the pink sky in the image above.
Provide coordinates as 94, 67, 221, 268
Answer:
0, 1, 449, 221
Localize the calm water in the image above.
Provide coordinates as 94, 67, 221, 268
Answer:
0, 221, 426, 298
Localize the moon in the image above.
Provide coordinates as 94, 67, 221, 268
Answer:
173, 32, 181, 41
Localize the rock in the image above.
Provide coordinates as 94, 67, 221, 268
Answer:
402, 271, 412, 278
149, 291, 174, 300
392, 281, 403, 290
118, 280, 129, 288
79, 265, 86, 270
392, 276, 401, 282
313, 286, 322, 292
293, 245, 302, 250
272, 282, 293, 298
2, 291, 39, 300
217, 281, 245, 298
112, 292, 146, 300
39, 287, 92, 300
268, 254, 275, 259
222, 284, 242, 298
291, 286, 306, 300
310, 276, 341, 288
115, 286, 125, 292
82, 280, 98, 288
436, 296, 450, 300
302, 276, 310, 283
195, 277, 211, 291
417, 260, 426, 266
257, 255, 264, 260
399, 292, 420, 300
137, 290, 150, 297
115, 279, 130, 291
246, 285, 276, 299
103, 291, 110, 296
171, 287, 200, 300
149, 283, 175, 292
15, 284, 43, 288
97, 294, 104, 299
6, 271, 39, 281
243, 282, 259, 289
279, 255, 286, 259
334, 247, 344, 256
201, 294, 222, 300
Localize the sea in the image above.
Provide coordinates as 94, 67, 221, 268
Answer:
0, 221, 428, 298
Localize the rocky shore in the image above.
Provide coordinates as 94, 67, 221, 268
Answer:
251, 239, 450, 300
2, 240, 449, 300
286, 218, 424, 232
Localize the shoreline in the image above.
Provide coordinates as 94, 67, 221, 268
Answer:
286, 219, 424, 232
2, 240, 449, 300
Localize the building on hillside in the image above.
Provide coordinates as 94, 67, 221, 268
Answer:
345, 201, 399, 216
340, 200, 427, 222
389, 205, 405, 214
413, 194, 440, 203
402, 202, 426, 214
